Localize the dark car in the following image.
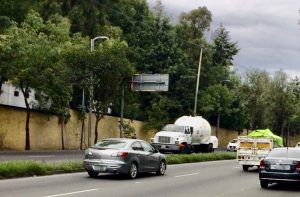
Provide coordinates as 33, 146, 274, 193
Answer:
259, 147, 300, 188
83, 138, 167, 179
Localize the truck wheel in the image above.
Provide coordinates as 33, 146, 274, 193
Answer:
180, 145, 187, 154
242, 165, 249, 171
208, 143, 213, 152
88, 171, 98, 178
187, 145, 192, 154
260, 180, 268, 189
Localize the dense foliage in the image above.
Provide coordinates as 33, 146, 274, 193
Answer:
1, 0, 300, 149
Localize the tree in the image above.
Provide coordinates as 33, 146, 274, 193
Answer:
199, 84, 235, 137
211, 25, 239, 67
66, 37, 133, 144
0, 0, 40, 24
268, 70, 296, 137
91, 39, 133, 143
1, 11, 75, 150
0, 35, 10, 94
240, 69, 271, 130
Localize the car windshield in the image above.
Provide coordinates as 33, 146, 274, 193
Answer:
162, 124, 184, 132
268, 148, 300, 158
231, 139, 238, 143
93, 140, 127, 149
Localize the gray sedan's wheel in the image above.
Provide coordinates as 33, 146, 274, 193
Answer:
128, 162, 138, 179
156, 161, 166, 175
260, 180, 268, 189
88, 171, 98, 178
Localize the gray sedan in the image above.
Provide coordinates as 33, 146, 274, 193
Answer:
83, 138, 167, 179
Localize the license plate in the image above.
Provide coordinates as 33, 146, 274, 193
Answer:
270, 164, 290, 170
93, 165, 106, 172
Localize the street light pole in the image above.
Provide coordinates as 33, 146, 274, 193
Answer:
193, 48, 203, 117
88, 36, 109, 147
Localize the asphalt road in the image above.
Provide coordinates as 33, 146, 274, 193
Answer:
0, 160, 299, 197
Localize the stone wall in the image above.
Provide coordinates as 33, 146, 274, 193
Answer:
0, 105, 154, 150
0, 105, 299, 150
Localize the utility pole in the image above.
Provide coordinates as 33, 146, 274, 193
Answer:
193, 48, 203, 117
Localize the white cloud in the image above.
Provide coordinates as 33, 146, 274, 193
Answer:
147, 0, 300, 78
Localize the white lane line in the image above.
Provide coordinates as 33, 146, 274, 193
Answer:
43, 188, 99, 197
174, 173, 199, 178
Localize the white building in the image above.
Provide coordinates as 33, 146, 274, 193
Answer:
0, 82, 38, 109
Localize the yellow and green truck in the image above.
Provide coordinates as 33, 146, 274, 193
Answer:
237, 129, 283, 171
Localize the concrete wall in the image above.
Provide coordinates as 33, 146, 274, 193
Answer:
0, 105, 154, 150
0, 105, 299, 150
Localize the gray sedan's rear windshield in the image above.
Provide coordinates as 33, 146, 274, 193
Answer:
268, 148, 300, 158
94, 140, 127, 149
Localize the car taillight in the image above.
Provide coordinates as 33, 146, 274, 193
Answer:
295, 162, 300, 172
260, 160, 266, 170
117, 152, 128, 158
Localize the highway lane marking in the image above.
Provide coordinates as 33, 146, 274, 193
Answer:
43, 188, 99, 197
174, 173, 199, 178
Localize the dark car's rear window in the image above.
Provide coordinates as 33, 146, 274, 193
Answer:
268, 148, 300, 158
93, 140, 127, 149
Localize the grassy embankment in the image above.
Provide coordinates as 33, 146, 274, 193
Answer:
0, 152, 236, 179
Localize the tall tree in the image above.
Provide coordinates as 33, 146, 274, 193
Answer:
268, 70, 296, 137
1, 11, 76, 150
91, 39, 133, 143
212, 25, 239, 67
199, 84, 235, 137
241, 69, 271, 129
66, 37, 133, 144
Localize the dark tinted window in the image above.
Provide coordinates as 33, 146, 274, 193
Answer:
268, 148, 300, 158
140, 142, 154, 152
94, 140, 127, 149
131, 142, 143, 151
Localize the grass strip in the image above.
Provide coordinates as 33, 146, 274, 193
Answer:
0, 152, 236, 179
166, 152, 236, 165
0, 161, 83, 179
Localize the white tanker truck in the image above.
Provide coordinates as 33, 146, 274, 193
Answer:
150, 116, 218, 153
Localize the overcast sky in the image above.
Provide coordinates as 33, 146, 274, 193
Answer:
147, 0, 300, 78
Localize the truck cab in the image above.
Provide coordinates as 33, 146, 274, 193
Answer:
150, 124, 192, 153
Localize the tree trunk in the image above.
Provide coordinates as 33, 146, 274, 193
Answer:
20, 83, 31, 150
0, 78, 3, 95
94, 118, 99, 144
61, 114, 65, 150
25, 106, 30, 150
80, 116, 85, 150
80, 89, 85, 150
217, 113, 220, 138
